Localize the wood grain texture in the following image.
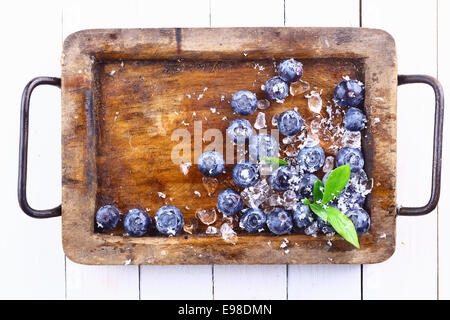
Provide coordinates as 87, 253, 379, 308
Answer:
61, 27, 397, 265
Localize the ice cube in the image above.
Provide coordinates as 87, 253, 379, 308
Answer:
195, 208, 217, 225
206, 226, 218, 234
290, 80, 310, 96
254, 112, 267, 129
257, 99, 271, 110
202, 176, 219, 196
220, 223, 237, 244
322, 156, 334, 173
307, 91, 322, 113
271, 114, 279, 127
341, 130, 361, 149
183, 218, 198, 234
283, 189, 298, 210
241, 179, 271, 208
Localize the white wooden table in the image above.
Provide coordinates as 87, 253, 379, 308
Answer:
1, 0, 448, 300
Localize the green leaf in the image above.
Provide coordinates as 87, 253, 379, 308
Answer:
322, 164, 351, 205
309, 203, 328, 222
260, 157, 288, 166
302, 198, 311, 205
325, 206, 360, 249
313, 179, 324, 203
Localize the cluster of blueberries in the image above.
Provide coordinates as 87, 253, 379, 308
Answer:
95, 204, 184, 237
197, 59, 370, 236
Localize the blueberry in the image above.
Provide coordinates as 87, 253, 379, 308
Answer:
226, 119, 253, 143
231, 90, 257, 115
297, 145, 325, 173
266, 208, 293, 235
343, 107, 366, 131
277, 110, 303, 136
345, 208, 370, 235
278, 58, 303, 83
333, 79, 364, 107
265, 77, 289, 102
232, 161, 260, 188
155, 205, 184, 236
296, 173, 319, 201
292, 203, 314, 229
95, 205, 120, 230
316, 215, 336, 235
239, 208, 267, 232
217, 189, 243, 216
336, 147, 364, 172
198, 151, 225, 177
123, 208, 151, 237
249, 134, 279, 161
268, 166, 295, 192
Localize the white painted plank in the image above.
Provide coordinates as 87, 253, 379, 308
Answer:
140, 265, 213, 300
210, 0, 284, 27
214, 265, 287, 300
285, 0, 362, 300
285, 0, 360, 27
65, 260, 139, 300
288, 265, 361, 300
211, 0, 287, 300
438, 0, 450, 300
0, 0, 66, 299
362, 0, 438, 300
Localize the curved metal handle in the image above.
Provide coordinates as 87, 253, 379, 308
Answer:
397, 74, 444, 216
18, 77, 62, 218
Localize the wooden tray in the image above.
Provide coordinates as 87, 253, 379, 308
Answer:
61, 27, 397, 265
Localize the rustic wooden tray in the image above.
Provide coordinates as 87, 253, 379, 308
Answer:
61, 27, 397, 265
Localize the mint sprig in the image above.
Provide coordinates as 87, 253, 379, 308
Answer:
304, 164, 360, 249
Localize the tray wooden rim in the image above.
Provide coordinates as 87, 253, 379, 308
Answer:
61, 27, 397, 265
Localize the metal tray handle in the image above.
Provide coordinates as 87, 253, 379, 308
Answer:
397, 74, 444, 216
17, 75, 443, 218
18, 77, 62, 218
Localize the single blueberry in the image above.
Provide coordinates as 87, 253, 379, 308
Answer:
123, 208, 151, 237
231, 90, 257, 115
95, 205, 120, 230
265, 77, 289, 102
155, 205, 184, 236
198, 151, 225, 177
292, 203, 315, 229
232, 161, 260, 188
226, 119, 253, 143
343, 107, 367, 131
277, 110, 303, 136
268, 166, 295, 192
239, 208, 267, 233
249, 134, 279, 161
296, 173, 319, 201
266, 208, 293, 235
345, 208, 370, 235
278, 58, 303, 83
297, 145, 325, 173
333, 79, 365, 107
336, 147, 364, 172
217, 189, 243, 216
316, 215, 336, 235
